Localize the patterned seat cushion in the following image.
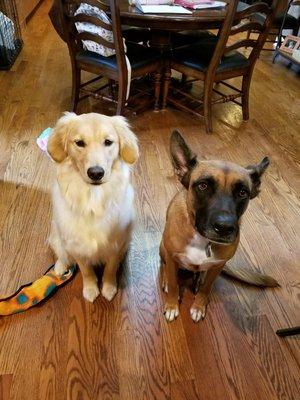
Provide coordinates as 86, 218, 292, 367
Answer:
75, 3, 116, 57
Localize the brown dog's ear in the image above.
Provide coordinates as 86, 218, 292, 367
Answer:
112, 116, 139, 164
47, 112, 77, 162
246, 156, 270, 198
170, 130, 198, 188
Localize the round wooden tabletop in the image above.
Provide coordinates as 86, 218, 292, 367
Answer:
119, 0, 228, 30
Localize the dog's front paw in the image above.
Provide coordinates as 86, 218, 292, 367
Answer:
164, 303, 179, 322
190, 303, 207, 322
54, 260, 68, 276
101, 282, 118, 301
83, 285, 100, 303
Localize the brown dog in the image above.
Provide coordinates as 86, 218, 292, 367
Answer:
160, 131, 278, 322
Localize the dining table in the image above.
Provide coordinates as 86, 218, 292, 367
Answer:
120, 0, 233, 107
50, 0, 232, 42
119, 1, 229, 31
49, 0, 249, 109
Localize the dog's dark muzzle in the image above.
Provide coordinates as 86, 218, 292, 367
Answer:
213, 214, 236, 236
196, 213, 238, 244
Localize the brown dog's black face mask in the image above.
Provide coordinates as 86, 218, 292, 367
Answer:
191, 172, 251, 243
170, 130, 270, 244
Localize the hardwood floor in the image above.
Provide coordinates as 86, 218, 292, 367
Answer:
0, 1, 299, 399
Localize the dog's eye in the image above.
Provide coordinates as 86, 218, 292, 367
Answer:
198, 182, 208, 191
239, 189, 248, 198
75, 140, 85, 148
104, 139, 113, 146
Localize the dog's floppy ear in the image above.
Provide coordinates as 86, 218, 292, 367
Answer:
170, 130, 198, 188
112, 116, 139, 164
47, 112, 77, 162
246, 156, 270, 199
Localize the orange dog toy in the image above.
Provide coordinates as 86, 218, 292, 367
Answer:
0, 265, 77, 316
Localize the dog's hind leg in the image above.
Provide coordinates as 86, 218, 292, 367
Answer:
101, 232, 131, 302
49, 222, 73, 276
54, 259, 70, 276
193, 271, 206, 295
161, 265, 168, 293
159, 241, 168, 293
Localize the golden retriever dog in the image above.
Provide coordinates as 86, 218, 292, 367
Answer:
47, 112, 139, 302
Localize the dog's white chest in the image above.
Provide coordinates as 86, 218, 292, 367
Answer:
179, 234, 210, 270
53, 179, 134, 263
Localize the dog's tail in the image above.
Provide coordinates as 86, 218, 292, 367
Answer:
222, 264, 280, 287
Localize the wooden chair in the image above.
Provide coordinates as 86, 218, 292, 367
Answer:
169, 1, 252, 50
245, 0, 300, 51
49, 1, 151, 46
168, 0, 283, 133
273, 0, 300, 64
57, 0, 162, 114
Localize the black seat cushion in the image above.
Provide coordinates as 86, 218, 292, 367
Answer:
172, 39, 249, 73
274, 13, 299, 30
169, 2, 250, 50
253, 12, 299, 30
171, 1, 249, 49
170, 30, 217, 50
122, 26, 151, 43
75, 42, 160, 71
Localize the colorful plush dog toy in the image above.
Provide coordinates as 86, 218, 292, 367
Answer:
0, 129, 78, 317
0, 265, 77, 316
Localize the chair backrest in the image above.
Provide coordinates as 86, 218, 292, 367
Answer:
57, 0, 127, 76
207, 0, 283, 75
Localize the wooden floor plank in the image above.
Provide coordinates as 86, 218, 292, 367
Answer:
202, 300, 278, 400
127, 245, 170, 399
170, 379, 199, 400
247, 315, 300, 400
115, 330, 148, 400
66, 291, 120, 400
0, 1, 299, 399
0, 374, 13, 400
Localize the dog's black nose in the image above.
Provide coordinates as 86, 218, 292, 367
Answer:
87, 166, 104, 181
213, 215, 235, 236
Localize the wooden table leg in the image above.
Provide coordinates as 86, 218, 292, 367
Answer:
162, 59, 171, 110
149, 30, 172, 110
153, 71, 162, 111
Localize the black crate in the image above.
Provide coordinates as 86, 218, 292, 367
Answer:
0, 0, 23, 70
